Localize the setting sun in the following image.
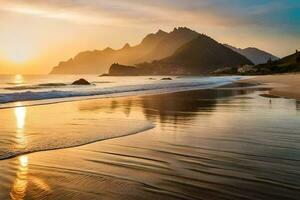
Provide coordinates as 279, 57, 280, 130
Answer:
4, 45, 34, 64
7, 51, 30, 64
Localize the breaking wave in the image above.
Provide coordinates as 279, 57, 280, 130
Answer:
0, 76, 242, 106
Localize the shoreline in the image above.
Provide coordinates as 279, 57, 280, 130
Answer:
0, 76, 242, 109
240, 74, 300, 101
1, 74, 300, 110
1, 79, 299, 200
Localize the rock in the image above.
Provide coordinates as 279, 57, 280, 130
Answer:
72, 78, 91, 85
99, 74, 109, 77
161, 78, 172, 80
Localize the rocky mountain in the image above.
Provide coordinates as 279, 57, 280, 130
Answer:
50, 27, 199, 74
224, 44, 278, 65
109, 35, 253, 75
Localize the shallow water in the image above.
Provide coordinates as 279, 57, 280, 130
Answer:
0, 75, 241, 107
0, 87, 300, 200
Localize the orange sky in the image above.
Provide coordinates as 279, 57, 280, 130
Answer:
0, 0, 299, 74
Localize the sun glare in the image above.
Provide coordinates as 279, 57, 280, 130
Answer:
14, 74, 25, 85
15, 105, 26, 130
14, 102, 28, 149
19, 155, 29, 168
6, 49, 32, 64
2, 38, 36, 65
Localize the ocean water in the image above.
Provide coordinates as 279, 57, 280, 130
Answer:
0, 75, 242, 108
0, 74, 243, 160
0, 87, 299, 200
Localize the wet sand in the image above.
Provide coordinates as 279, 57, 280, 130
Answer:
241, 74, 300, 100
0, 87, 300, 199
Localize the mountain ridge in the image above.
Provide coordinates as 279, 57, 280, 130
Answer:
108, 35, 253, 75
224, 44, 279, 65
254, 51, 300, 74
50, 27, 276, 74
50, 27, 199, 74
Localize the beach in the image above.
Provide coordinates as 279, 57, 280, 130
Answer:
0, 80, 299, 200
241, 74, 300, 100
1, 1, 299, 199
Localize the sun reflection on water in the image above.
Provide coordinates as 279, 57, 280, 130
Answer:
14, 103, 27, 149
11, 103, 29, 199
19, 156, 28, 168
14, 74, 24, 86
10, 155, 29, 200
15, 106, 26, 130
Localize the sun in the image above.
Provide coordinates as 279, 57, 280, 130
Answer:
8, 52, 29, 63
5, 48, 33, 64
1, 38, 36, 64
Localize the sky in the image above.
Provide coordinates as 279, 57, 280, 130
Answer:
0, 0, 299, 74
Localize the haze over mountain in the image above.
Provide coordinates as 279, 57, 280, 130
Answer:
224, 44, 279, 65
154, 36, 253, 74
50, 27, 199, 74
50, 27, 281, 75
109, 35, 253, 75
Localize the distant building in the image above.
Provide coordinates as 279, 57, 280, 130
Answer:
237, 65, 256, 73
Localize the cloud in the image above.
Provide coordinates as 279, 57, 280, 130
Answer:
0, 0, 299, 31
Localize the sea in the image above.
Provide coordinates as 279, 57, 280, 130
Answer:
0, 74, 299, 199
0, 74, 242, 108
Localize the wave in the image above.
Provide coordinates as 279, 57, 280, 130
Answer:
0, 119, 154, 160
0, 76, 242, 106
4, 83, 68, 90
4, 82, 112, 91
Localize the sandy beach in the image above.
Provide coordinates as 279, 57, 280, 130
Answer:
0, 85, 299, 200
241, 74, 300, 100
1, 0, 299, 199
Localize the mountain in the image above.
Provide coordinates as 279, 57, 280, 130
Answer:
109, 63, 139, 76
224, 44, 279, 65
50, 27, 199, 74
222, 50, 300, 75
109, 35, 253, 75
254, 51, 300, 74
274, 51, 300, 66
141, 28, 199, 61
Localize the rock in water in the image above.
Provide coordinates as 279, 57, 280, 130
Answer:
72, 79, 91, 85
99, 74, 109, 77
